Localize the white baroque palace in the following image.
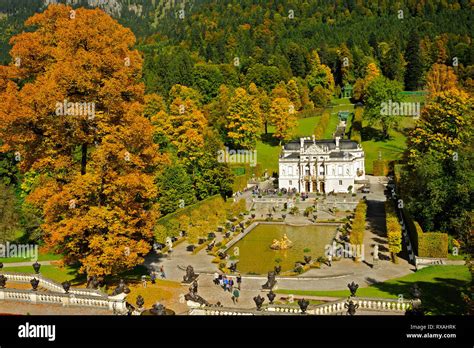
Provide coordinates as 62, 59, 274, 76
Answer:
278, 136, 365, 193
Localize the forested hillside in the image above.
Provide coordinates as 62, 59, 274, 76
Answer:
0, 1, 472, 277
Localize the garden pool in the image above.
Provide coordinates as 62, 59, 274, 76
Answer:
229, 223, 337, 274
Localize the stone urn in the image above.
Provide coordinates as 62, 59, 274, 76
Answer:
62, 281, 71, 293
32, 261, 41, 274
253, 295, 265, 310
30, 278, 40, 291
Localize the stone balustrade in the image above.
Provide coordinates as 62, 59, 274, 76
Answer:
189, 307, 255, 315
189, 297, 413, 315
1, 272, 105, 297
0, 287, 126, 313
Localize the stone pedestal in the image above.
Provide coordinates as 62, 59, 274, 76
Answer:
372, 258, 380, 269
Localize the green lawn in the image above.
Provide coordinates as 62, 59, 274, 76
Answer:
257, 113, 322, 174
361, 129, 406, 174
277, 265, 471, 315
295, 115, 320, 137
3, 264, 151, 288
255, 99, 418, 176
1, 252, 63, 264
322, 113, 340, 138
256, 140, 281, 175
4, 265, 79, 284
361, 115, 416, 174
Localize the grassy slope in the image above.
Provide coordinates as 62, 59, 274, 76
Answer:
1, 252, 63, 264
257, 114, 322, 174
277, 265, 471, 314
361, 116, 415, 174
4, 265, 78, 284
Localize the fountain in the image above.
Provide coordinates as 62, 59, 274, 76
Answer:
270, 234, 293, 250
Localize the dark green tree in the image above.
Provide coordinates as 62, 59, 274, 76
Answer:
156, 164, 196, 215
404, 30, 424, 90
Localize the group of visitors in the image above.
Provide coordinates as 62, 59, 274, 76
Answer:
142, 266, 166, 287
213, 272, 242, 304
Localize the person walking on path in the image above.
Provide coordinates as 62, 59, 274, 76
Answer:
150, 271, 156, 284
213, 272, 219, 285
236, 274, 242, 289
232, 288, 240, 304
160, 266, 166, 279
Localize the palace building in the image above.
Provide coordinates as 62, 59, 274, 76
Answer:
278, 136, 366, 193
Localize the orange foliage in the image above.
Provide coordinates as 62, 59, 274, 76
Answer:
0, 4, 164, 276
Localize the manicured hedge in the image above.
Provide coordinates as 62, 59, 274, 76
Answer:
350, 200, 367, 247
231, 163, 263, 191
402, 209, 448, 258
155, 195, 246, 243
373, 159, 388, 176
314, 111, 330, 139
402, 210, 420, 254
418, 232, 448, 258
385, 201, 402, 261
156, 194, 222, 228
350, 108, 363, 143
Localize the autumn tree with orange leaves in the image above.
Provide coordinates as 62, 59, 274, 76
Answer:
0, 5, 165, 277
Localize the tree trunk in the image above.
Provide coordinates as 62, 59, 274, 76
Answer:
382, 124, 389, 139
391, 252, 398, 264
265, 121, 268, 135
81, 143, 87, 175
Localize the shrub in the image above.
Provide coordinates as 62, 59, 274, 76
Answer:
418, 232, 448, 258
314, 111, 330, 139
385, 201, 402, 262
290, 206, 299, 215
373, 159, 388, 176
349, 200, 367, 248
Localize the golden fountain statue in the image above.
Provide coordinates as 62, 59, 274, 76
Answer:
270, 234, 293, 250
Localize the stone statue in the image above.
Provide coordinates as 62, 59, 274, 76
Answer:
270, 234, 293, 250
191, 280, 198, 294
150, 302, 168, 315
347, 281, 359, 297
298, 298, 310, 314
253, 294, 265, 310
136, 295, 145, 309
182, 265, 198, 283
262, 271, 277, 290
112, 278, 130, 296
0, 274, 7, 288
86, 275, 100, 289
229, 262, 238, 273
373, 244, 379, 260
345, 300, 359, 315
184, 289, 209, 306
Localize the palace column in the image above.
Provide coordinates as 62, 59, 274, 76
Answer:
313, 157, 319, 192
